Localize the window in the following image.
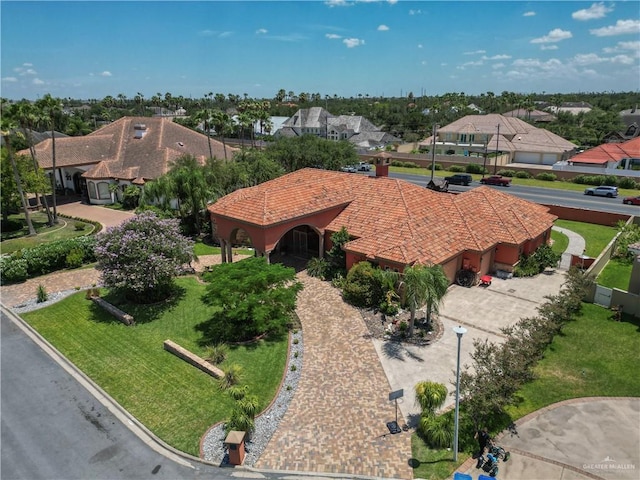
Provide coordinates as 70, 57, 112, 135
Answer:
97, 182, 110, 199
88, 181, 97, 199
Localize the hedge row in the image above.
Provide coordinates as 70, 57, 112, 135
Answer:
0, 235, 97, 284
572, 174, 639, 189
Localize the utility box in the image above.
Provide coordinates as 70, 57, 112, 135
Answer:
224, 430, 246, 465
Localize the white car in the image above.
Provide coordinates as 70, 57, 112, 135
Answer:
357, 162, 372, 172
341, 165, 357, 173
584, 186, 618, 198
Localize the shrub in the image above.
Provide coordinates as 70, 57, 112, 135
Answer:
448, 165, 465, 172
227, 385, 248, 401
74, 222, 85, 231
535, 173, 557, 181
219, 364, 244, 390
465, 163, 486, 174
0, 257, 28, 284
36, 284, 48, 303
65, 248, 84, 269
497, 169, 516, 177
514, 171, 532, 179
433, 163, 443, 171
204, 343, 228, 365
573, 174, 606, 186
418, 411, 454, 448
1, 219, 23, 233
514, 244, 561, 277
341, 261, 378, 308
618, 177, 639, 189
307, 257, 329, 280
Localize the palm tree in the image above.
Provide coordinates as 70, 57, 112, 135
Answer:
193, 109, 214, 159
414, 381, 447, 415
1, 113, 36, 235
36, 94, 63, 223
210, 110, 232, 160
400, 263, 449, 336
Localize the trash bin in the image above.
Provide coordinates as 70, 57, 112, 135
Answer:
224, 430, 246, 465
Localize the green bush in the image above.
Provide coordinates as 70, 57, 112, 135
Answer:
418, 410, 454, 449
342, 261, 378, 308
65, 248, 84, 269
448, 165, 465, 172
433, 163, 443, 171
618, 177, 639, 189
497, 169, 517, 177
205, 343, 228, 364
1, 219, 23, 233
36, 284, 48, 303
515, 170, 532, 179
307, 257, 329, 280
535, 173, 557, 181
514, 244, 561, 277
573, 174, 606, 186
465, 163, 486, 174
0, 257, 28, 284
74, 222, 85, 231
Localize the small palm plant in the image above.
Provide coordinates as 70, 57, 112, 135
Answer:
219, 364, 243, 390
204, 343, 228, 365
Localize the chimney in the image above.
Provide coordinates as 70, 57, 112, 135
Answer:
374, 152, 392, 177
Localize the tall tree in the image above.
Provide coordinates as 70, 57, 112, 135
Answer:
0, 114, 36, 235
36, 94, 63, 223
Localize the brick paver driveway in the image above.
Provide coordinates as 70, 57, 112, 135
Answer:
256, 272, 413, 479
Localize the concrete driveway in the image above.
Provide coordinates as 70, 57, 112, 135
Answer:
57, 201, 135, 229
373, 269, 568, 423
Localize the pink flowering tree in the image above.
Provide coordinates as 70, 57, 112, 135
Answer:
95, 211, 195, 303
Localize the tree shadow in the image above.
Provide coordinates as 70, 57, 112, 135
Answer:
381, 340, 425, 362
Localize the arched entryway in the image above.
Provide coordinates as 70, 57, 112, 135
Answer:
269, 224, 321, 270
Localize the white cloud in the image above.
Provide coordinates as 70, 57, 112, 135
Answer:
482, 54, 511, 60
541, 45, 559, 51
463, 50, 486, 55
14, 65, 37, 76
33, 78, 44, 85
457, 60, 483, 70
219, 31, 232, 38
590, 19, 640, 37
523, 11, 536, 17
610, 54, 635, 65
326, 33, 342, 39
387, 0, 398, 4
409, 9, 422, 15
377, 24, 389, 31
531, 28, 572, 44
417, 44, 423, 49
603, 41, 640, 55
256, 28, 268, 35
325, 0, 351, 7
343, 37, 365, 48
492, 63, 505, 69
199, 29, 215, 37
2, 77, 18, 82
100, 71, 112, 77
572, 53, 607, 65
572, 2, 613, 21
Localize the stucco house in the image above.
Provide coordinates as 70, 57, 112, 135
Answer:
208, 157, 556, 283
419, 114, 577, 166
275, 107, 400, 149
566, 136, 640, 169
20, 116, 237, 205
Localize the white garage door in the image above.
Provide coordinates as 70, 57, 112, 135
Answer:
542, 153, 558, 165
514, 152, 540, 164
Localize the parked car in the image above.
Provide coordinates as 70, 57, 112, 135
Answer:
444, 173, 472, 186
622, 195, 640, 205
480, 175, 512, 186
584, 186, 618, 197
357, 162, 372, 172
341, 165, 357, 173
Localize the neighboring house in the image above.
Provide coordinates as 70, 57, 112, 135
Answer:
546, 102, 592, 115
208, 157, 556, 283
603, 123, 640, 143
0, 129, 68, 147
566, 136, 640, 169
503, 108, 556, 123
275, 107, 400, 149
19, 116, 237, 205
419, 114, 577, 165
620, 105, 640, 128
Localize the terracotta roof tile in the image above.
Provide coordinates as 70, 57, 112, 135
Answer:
209, 169, 556, 266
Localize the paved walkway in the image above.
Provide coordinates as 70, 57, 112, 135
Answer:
553, 225, 586, 270
57, 201, 136, 229
256, 272, 413, 479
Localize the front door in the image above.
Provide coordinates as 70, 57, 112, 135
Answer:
293, 230, 308, 257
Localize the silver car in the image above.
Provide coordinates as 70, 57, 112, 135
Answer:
584, 186, 618, 197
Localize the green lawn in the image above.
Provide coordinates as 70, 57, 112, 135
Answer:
554, 219, 618, 257
597, 258, 634, 291
410, 435, 470, 480
1, 212, 95, 254
20, 276, 288, 455
550, 229, 569, 256
193, 239, 255, 257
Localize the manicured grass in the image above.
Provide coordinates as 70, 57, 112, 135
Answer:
193, 239, 254, 257
554, 219, 618, 257
1, 212, 95, 254
507, 302, 640, 420
550, 229, 569, 256
20, 276, 288, 455
597, 258, 633, 291
410, 435, 470, 480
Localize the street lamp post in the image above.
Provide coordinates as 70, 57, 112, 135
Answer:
453, 325, 467, 462
493, 124, 500, 175
430, 123, 439, 181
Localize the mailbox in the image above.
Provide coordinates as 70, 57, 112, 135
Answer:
224, 430, 246, 465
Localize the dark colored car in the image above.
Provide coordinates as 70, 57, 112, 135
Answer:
444, 173, 472, 186
480, 175, 512, 186
622, 195, 640, 205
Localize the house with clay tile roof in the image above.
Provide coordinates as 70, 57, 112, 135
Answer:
567, 136, 640, 168
208, 157, 556, 283
20, 116, 237, 205
419, 114, 577, 166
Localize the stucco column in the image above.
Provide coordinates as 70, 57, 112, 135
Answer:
226, 242, 233, 263
318, 234, 325, 259
265, 250, 271, 264
220, 239, 227, 263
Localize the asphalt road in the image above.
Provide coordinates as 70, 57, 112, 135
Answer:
0, 309, 253, 480
388, 171, 640, 215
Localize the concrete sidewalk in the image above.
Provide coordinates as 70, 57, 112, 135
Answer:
553, 226, 586, 270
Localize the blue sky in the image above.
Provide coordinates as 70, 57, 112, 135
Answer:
1, 1, 639, 101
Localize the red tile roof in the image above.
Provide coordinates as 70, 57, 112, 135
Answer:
209, 168, 556, 266
571, 137, 640, 165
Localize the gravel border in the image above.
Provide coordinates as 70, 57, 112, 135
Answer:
10, 286, 97, 314
200, 329, 303, 466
